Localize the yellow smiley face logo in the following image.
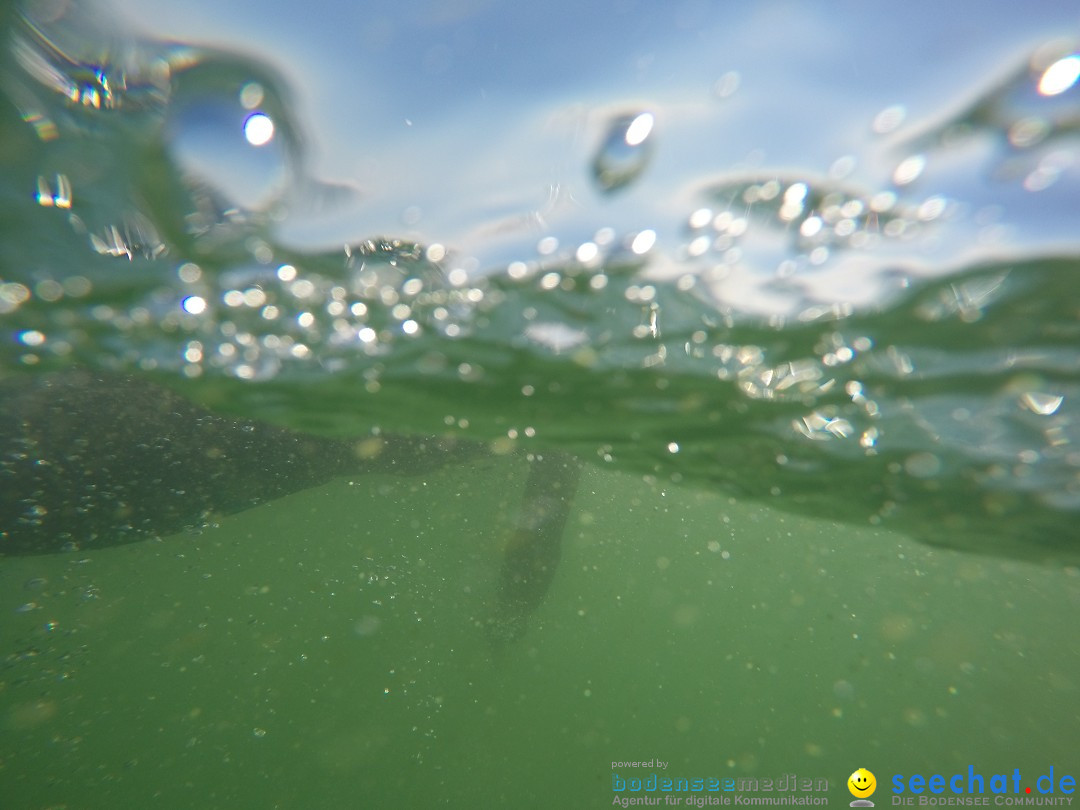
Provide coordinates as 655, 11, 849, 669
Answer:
848, 768, 877, 798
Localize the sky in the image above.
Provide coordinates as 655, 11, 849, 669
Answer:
79, 0, 1080, 269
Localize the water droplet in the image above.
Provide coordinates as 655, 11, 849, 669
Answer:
1038, 54, 1080, 97
711, 71, 741, 99
872, 104, 906, 134
18, 330, 46, 347
893, 154, 926, 186
165, 58, 294, 211
591, 111, 656, 193
630, 229, 657, 255
243, 112, 274, 146
1020, 392, 1064, 416
239, 82, 264, 109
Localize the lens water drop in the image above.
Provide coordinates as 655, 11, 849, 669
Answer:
164, 58, 295, 212
591, 111, 656, 194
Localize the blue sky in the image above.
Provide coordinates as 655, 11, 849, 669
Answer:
96, 0, 1079, 268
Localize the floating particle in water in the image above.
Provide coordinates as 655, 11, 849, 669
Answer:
591, 111, 655, 193
6, 699, 57, 730
354, 616, 382, 636
904, 452, 942, 478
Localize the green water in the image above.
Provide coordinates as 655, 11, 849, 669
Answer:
3, 0, 1080, 807
3, 463, 1078, 807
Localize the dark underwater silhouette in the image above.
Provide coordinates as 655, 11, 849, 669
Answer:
0, 370, 580, 642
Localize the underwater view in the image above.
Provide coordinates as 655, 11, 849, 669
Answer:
1, 0, 1079, 807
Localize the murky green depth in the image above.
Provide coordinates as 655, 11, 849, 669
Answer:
3, 456, 1077, 807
